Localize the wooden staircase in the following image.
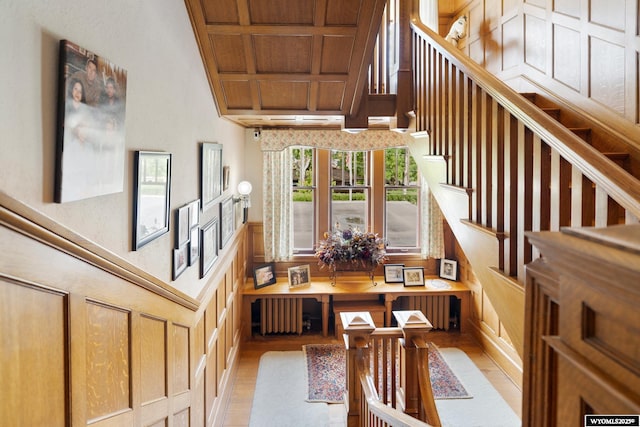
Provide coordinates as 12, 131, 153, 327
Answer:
402, 11, 640, 363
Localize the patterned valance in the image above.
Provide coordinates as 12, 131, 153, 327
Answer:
259, 129, 408, 151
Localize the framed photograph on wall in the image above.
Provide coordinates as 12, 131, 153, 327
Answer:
175, 204, 190, 249
403, 267, 425, 287
55, 39, 127, 203
173, 243, 189, 280
288, 265, 311, 288
189, 226, 200, 266
440, 259, 458, 281
132, 151, 171, 250
188, 199, 200, 229
384, 264, 405, 283
201, 142, 223, 212
253, 262, 277, 289
200, 218, 219, 278
219, 196, 234, 249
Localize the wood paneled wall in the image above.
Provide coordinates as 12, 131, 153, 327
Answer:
444, 0, 640, 134
0, 193, 247, 427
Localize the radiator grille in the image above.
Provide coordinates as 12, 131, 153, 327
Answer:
407, 296, 451, 330
260, 298, 303, 335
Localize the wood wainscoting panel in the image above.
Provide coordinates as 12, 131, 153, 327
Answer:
85, 300, 131, 422
173, 407, 190, 427
0, 278, 67, 426
140, 315, 167, 404
173, 323, 191, 395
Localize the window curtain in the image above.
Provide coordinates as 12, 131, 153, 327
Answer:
421, 176, 445, 259
262, 150, 293, 261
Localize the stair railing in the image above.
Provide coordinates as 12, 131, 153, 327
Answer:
408, 13, 640, 281
341, 310, 440, 427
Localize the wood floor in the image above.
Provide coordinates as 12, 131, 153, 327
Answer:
221, 330, 522, 426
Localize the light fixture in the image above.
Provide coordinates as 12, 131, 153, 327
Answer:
237, 180, 252, 205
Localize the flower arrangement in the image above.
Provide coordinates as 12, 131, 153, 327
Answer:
315, 225, 387, 284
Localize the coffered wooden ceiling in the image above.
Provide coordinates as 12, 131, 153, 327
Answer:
185, 0, 388, 129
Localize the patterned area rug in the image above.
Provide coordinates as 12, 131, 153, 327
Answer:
302, 343, 471, 403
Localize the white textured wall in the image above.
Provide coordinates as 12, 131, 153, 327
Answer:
0, 0, 246, 298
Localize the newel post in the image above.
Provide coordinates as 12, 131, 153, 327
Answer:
340, 311, 376, 427
394, 310, 433, 419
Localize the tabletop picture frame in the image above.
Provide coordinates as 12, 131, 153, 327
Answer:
440, 259, 458, 281
288, 265, 311, 288
253, 262, 277, 289
403, 267, 425, 287
384, 264, 405, 283
132, 151, 171, 250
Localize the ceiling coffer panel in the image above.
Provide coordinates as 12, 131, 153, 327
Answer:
202, 0, 239, 24
325, 0, 363, 26
320, 36, 355, 74
211, 34, 247, 73
253, 35, 313, 74
316, 81, 346, 111
221, 80, 253, 109
259, 81, 310, 110
248, 0, 315, 25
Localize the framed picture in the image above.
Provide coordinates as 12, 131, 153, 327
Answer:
219, 196, 234, 249
132, 151, 171, 250
288, 265, 311, 288
201, 142, 223, 212
175, 204, 190, 248
173, 243, 189, 280
253, 262, 277, 289
189, 226, 200, 266
384, 264, 405, 283
200, 218, 219, 278
403, 267, 425, 287
188, 199, 200, 229
440, 259, 458, 281
55, 39, 127, 203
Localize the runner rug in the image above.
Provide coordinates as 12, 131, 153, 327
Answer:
302, 343, 471, 403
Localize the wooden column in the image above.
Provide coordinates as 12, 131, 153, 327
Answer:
341, 311, 376, 427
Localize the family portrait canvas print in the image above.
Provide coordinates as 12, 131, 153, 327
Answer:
55, 40, 127, 203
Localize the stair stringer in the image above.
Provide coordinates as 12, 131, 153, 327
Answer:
405, 130, 526, 362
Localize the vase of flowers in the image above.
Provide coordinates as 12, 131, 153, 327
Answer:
314, 225, 387, 286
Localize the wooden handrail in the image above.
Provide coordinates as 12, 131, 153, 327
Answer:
408, 15, 640, 221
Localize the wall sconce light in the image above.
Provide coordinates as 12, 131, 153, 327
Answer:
234, 180, 252, 222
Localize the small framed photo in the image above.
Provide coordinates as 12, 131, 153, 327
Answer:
188, 199, 200, 229
253, 262, 277, 289
384, 264, 405, 283
200, 218, 219, 278
440, 259, 458, 281
132, 151, 171, 250
403, 267, 425, 287
219, 196, 234, 249
175, 204, 190, 248
189, 226, 200, 266
288, 265, 311, 288
173, 243, 189, 280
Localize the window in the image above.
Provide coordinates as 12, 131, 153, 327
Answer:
330, 150, 369, 232
384, 147, 420, 251
291, 147, 314, 251
290, 146, 421, 254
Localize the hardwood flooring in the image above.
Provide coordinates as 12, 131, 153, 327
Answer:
221, 331, 522, 426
